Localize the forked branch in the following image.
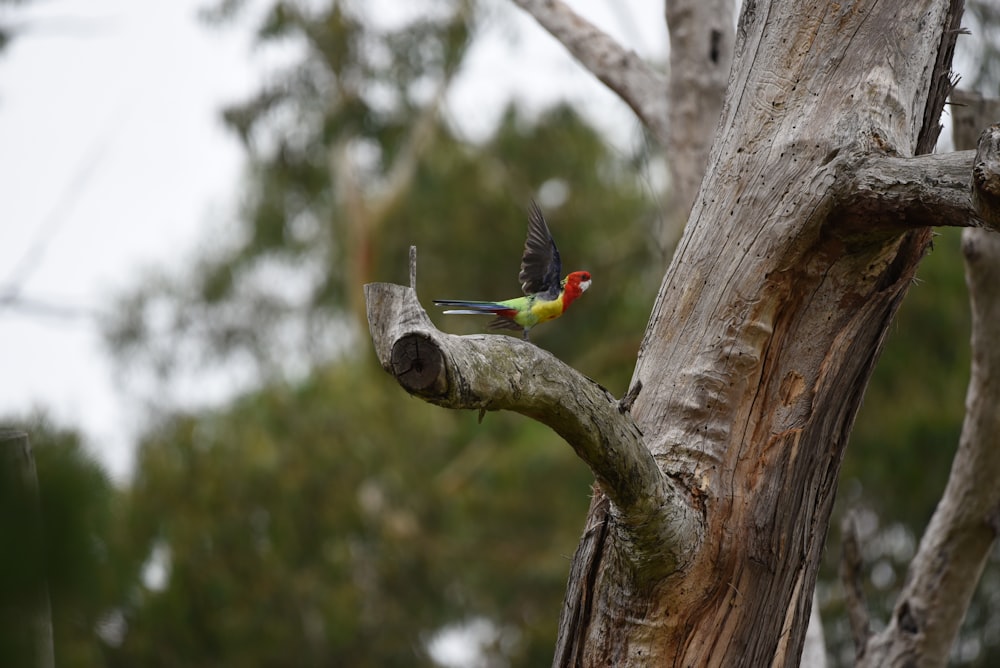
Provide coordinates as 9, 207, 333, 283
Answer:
364, 280, 699, 575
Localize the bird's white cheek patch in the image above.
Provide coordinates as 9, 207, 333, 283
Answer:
580, 280, 592, 292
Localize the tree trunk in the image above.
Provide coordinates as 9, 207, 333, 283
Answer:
662, 0, 734, 248
557, 1, 965, 663
364, 0, 1000, 665
0, 430, 54, 668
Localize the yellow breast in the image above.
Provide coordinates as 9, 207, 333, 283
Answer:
531, 298, 564, 323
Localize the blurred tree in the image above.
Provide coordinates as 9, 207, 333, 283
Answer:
102, 1, 663, 665
960, 0, 1000, 95
106, 101, 659, 668
0, 415, 130, 668
107, 0, 658, 397
110, 363, 596, 666
0, 0, 30, 55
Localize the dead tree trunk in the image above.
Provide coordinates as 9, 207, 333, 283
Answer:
365, 0, 1000, 665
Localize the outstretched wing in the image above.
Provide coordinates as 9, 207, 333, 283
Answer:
518, 201, 562, 299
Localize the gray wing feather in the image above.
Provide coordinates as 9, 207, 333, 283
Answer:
518, 201, 562, 299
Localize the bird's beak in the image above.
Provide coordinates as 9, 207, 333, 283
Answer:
579, 279, 591, 292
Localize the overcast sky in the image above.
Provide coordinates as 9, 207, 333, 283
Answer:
0, 0, 666, 481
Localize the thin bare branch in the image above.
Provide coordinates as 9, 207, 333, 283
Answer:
839, 511, 870, 659
408, 246, 417, 290
510, 0, 669, 147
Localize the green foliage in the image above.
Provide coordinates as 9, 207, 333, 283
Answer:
0, 416, 126, 668
842, 229, 969, 526
110, 362, 593, 666
103, 99, 658, 667
107, 0, 660, 395
97, 2, 662, 665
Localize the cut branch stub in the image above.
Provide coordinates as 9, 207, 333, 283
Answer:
391, 334, 446, 396
831, 149, 993, 233
364, 280, 702, 578
972, 124, 1000, 230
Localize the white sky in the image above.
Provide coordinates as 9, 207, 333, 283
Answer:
0, 0, 666, 481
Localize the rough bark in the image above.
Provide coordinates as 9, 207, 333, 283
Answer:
832, 150, 991, 231
571, 0, 963, 662
857, 91, 1000, 668
363, 0, 984, 665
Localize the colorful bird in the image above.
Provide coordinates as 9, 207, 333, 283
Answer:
434, 202, 591, 340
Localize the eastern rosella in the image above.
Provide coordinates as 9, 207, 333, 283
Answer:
434, 202, 591, 340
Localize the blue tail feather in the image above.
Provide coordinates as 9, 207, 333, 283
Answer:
433, 299, 506, 314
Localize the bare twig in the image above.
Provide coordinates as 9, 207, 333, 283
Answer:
839, 510, 870, 659
408, 246, 417, 291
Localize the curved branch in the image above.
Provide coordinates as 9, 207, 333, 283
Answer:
510, 0, 669, 148
364, 281, 700, 574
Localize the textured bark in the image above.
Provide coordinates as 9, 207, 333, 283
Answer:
857, 91, 1000, 668
832, 150, 993, 231
551, 0, 965, 664
363, 0, 982, 666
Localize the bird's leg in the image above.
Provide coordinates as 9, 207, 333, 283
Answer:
522, 329, 530, 341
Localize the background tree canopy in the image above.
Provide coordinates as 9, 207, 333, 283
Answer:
4, 0, 1000, 666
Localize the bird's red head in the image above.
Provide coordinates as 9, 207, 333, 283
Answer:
561, 271, 592, 308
